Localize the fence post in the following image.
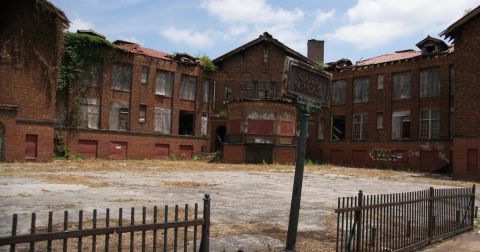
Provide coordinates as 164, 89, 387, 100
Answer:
356, 190, 363, 252
428, 187, 434, 242
200, 194, 210, 252
471, 184, 476, 227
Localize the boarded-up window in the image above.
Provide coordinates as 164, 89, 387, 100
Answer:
154, 107, 171, 134
140, 66, 148, 85
201, 112, 208, 137
109, 102, 130, 131
78, 98, 100, 129
78, 140, 97, 159
352, 114, 368, 140
80, 62, 103, 87
332, 80, 346, 105
203, 80, 209, 103
111, 64, 132, 91
420, 110, 440, 139
155, 144, 169, 159
317, 117, 324, 140
392, 111, 411, 140
376, 112, 383, 129
353, 77, 369, 103
393, 72, 411, 99
25, 134, 37, 159
155, 71, 173, 97
180, 75, 196, 101
420, 68, 440, 97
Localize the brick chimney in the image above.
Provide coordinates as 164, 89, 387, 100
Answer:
307, 39, 324, 65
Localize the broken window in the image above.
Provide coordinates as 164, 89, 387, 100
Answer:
332, 115, 345, 141
201, 112, 208, 137
225, 86, 232, 100
111, 63, 132, 92
420, 109, 440, 139
78, 98, 100, 129
317, 117, 324, 140
140, 66, 148, 85
353, 77, 369, 103
392, 72, 411, 99
139, 105, 146, 123
80, 62, 103, 87
352, 114, 368, 140
392, 111, 411, 140
420, 68, 440, 97
240, 81, 254, 99
332, 80, 346, 105
257, 81, 273, 99
109, 102, 130, 131
376, 112, 383, 129
155, 71, 173, 97
203, 80, 209, 103
154, 107, 171, 134
179, 110, 194, 135
377, 74, 384, 90
180, 75, 196, 101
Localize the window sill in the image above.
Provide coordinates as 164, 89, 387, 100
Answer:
111, 89, 131, 93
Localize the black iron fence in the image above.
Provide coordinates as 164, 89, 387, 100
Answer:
0, 194, 211, 252
335, 186, 477, 252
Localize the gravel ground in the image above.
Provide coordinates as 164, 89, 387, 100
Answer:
0, 160, 478, 251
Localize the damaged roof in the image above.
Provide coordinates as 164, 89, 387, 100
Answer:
213, 32, 314, 65
356, 49, 423, 66
39, 0, 69, 27
113, 40, 171, 61
441, 5, 480, 40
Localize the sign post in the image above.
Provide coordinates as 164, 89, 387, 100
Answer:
281, 57, 331, 251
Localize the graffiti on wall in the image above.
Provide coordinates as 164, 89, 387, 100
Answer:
369, 149, 403, 161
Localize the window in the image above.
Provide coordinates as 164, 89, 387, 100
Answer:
111, 63, 132, 91
392, 111, 411, 140
257, 81, 273, 99
140, 66, 148, 85
376, 112, 383, 129
179, 110, 194, 135
420, 68, 440, 97
201, 112, 208, 137
203, 80, 209, 103
392, 72, 411, 99
449, 65, 454, 96
139, 105, 146, 123
377, 74, 384, 89
109, 102, 130, 131
155, 71, 173, 97
180, 75, 196, 101
317, 118, 324, 140
240, 81, 254, 99
25, 134, 38, 159
353, 77, 369, 103
332, 80, 346, 105
332, 115, 346, 140
78, 98, 100, 129
80, 62, 103, 87
225, 86, 232, 100
352, 114, 368, 140
420, 110, 440, 139
154, 107, 171, 134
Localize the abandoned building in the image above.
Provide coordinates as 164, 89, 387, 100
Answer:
1, 0, 479, 180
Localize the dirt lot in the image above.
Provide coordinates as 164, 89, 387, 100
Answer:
0, 160, 478, 251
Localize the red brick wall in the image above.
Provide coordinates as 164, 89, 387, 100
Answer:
223, 144, 246, 163
273, 146, 296, 164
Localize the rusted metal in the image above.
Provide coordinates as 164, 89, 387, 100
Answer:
335, 186, 476, 252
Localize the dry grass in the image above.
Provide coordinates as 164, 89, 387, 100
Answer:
161, 181, 219, 188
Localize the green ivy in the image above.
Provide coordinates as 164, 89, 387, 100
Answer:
197, 54, 217, 72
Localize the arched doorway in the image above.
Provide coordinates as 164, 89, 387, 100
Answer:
0, 122, 4, 161
215, 126, 226, 152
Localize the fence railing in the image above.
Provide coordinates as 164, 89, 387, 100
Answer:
225, 134, 295, 145
335, 186, 477, 252
0, 194, 211, 252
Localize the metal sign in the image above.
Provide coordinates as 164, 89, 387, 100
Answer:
281, 57, 331, 107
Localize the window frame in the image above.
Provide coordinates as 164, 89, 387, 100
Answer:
140, 66, 149, 85
352, 114, 368, 141
224, 86, 232, 100
353, 77, 369, 103
392, 71, 412, 100
111, 63, 132, 92
420, 67, 441, 98
332, 80, 346, 105
419, 109, 440, 140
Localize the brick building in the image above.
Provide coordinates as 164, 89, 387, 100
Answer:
441, 5, 480, 179
0, 0, 68, 161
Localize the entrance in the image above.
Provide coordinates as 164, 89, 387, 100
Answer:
215, 126, 226, 152
246, 144, 273, 164
0, 123, 4, 161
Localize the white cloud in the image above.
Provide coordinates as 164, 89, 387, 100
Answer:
160, 27, 218, 49
313, 9, 336, 25
68, 18, 94, 32
328, 0, 480, 49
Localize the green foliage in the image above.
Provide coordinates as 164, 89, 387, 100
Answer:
54, 134, 69, 158
169, 153, 177, 161
197, 54, 217, 72
313, 60, 329, 70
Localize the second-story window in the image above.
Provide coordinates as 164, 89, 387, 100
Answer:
111, 63, 132, 92
155, 71, 173, 97
420, 68, 440, 97
80, 62, 103, 87
353, 77, 369, 103
224, 86, 232, 100
78, 98, 100, 129
377, 74, 384, 90
203, 80, 209, 103
393, 72, 411, 99
332, 80, 346, 105
352, 114, 368, 140
180, 75, 196, 101
140, 66, 148, 85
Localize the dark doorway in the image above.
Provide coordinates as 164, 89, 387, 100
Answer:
246, 144, 273, 163
332, 116, 346, 140
215, 126, 226, 152
179, 110, 194, 135
0, 122, 4, 161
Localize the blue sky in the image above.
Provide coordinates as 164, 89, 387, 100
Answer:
50, 0, 480, 63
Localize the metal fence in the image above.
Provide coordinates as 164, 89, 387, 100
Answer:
335, 186, 477, 252
225, 134, 295, 145
0, 194, 211, 252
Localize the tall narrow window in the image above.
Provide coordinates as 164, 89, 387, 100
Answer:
140, 66, 149, 85
155, 71, 173, 97
420, 68, 440, 97
111, 63, 132, 91
154, 107, 171, 134
352, 114, 368, 140
377, 74, 384, 90
392, 72, 411, 99
203, 80, 209, 103
180, 75, 196, 101
109, 102, 129, 131
224, 86, 232, 100
420, 110, 440, 139
353, 77, 369, 103
79, 98, 100, 129
376, 112, 383, 129
332, 80, 346, 105
118, 108, 130, 131
332, 115, 346, 140
392, 111, 411, 140
138, 105, 146, 123
201, 112, 208, 137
